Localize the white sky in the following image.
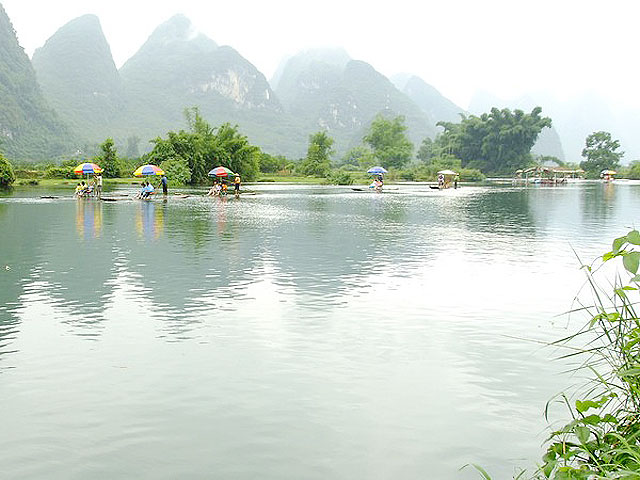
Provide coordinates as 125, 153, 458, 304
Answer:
2, 0, 640, 110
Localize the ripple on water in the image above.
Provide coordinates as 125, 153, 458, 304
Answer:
1, 183, 640, 479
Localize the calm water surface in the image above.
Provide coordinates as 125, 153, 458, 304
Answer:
1, 181, 639, 479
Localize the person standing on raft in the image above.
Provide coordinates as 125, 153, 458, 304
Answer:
160, 174, 168, 196
234, 174, 241, 197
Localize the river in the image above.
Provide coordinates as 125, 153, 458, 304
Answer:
0, 181, 638, 479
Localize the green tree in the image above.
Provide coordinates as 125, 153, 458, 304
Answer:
341, 146, 375, 169
95, 138, 121, 178
259, 153, 287, 173
125, 136, 141, 159
148, 108, 261, 183
623, 160, 640, 179
159, 158, 191, 185
580, 131, 624, 178
416, 137, 435, 164
435, 107, 552, 175
0, 154, 16, 187
363, 115, 413, 169
298, 131, 334, 177
211, 123, 260, 181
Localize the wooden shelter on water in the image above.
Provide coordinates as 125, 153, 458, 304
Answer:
513, 166, 585, 185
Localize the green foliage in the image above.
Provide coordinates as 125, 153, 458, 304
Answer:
125, 136, 141, 158
119, 156, 142, 176
44, 166, 75, 179
328, 169, 354, 185
159, 158, 190, 185
16, 179, 39, 185
580, 131, 624, 179
0, 154, 16, 187
435, 107, 552, 175
214, 123, 260, 181
341, 146, 375, 169
523, 230, 640, 479
417, 137, 435, 163
148, 107, 261, 184
94, 138, 121, 178
392, 160, 483, 182
621, 161, 640, 180
363, 114, 413, 169
298, 131, 334, 177
259, 153, 288, 173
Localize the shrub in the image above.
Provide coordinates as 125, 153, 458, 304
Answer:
159, 158, 191, 185
0, 155, 16, 187
13, 169, 42, 179
45, 166, 76, 179
328, 170, 354, 185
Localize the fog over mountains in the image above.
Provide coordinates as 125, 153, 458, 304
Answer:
3, 5, 636, 164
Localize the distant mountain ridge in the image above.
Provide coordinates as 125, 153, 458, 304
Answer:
0, 3, 72, 159
3, 7, 579, 164
28, 14, 453, 160
32, 14, 123, 143
392, 74, 465, 124
275, 49, 437, 156
117, 15, 289, 153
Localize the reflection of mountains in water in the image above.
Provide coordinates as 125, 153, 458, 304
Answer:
3, 185, 605, 346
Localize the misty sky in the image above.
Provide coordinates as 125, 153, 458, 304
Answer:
2, 0, 640, 110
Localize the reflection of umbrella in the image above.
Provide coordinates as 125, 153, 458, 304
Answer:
437, 170, 459, 176
367, 166, 387, 175
208, 166, 235, 177
74, 163, 103, 175
133, 164, 165, 177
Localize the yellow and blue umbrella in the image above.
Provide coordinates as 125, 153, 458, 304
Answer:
74, 163, 103, 175
133, 164, 165, 177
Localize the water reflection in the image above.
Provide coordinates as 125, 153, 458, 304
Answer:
2, 184, 640, 479
75, 199, 103, 239
581, 181, 617, 222
135, 201, 164, 239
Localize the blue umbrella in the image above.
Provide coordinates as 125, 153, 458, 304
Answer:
367, 166, 388, 175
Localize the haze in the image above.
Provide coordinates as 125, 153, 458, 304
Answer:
4, 0, 640, 111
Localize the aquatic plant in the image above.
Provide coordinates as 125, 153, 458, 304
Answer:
469, 230, 640, 479
534, 231, 640, 479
